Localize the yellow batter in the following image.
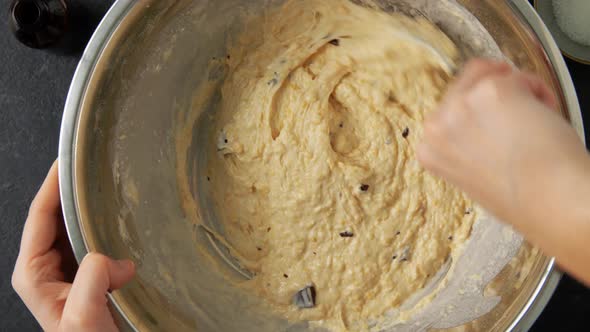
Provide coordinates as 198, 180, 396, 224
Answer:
205, 0, 475, 330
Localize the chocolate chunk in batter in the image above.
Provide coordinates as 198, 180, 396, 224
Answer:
294, 285, 316, 308
402, 127, 410, 139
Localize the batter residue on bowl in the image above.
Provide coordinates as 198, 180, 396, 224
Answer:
203, 0, 475, 329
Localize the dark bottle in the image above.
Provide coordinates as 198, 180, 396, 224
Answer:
10, 0, 69, 49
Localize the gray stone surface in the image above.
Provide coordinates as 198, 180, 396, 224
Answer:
0, 0, 587, 331
0, 1, 114, 331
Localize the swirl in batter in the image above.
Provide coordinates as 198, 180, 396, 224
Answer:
205, 0, 475, 329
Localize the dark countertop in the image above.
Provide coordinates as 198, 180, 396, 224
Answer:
0, 0, 588, 331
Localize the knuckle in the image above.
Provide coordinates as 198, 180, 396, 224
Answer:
11, 269, 25, 294
474, 77, 503, 99
424, 107, 459, 140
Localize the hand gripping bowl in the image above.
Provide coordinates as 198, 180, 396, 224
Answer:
59, 0, 584, 331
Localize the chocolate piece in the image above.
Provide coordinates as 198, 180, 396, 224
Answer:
402, 127, 410, 138
294, 285, 316, 308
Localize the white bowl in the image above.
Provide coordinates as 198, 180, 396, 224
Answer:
535, 0, 590, 64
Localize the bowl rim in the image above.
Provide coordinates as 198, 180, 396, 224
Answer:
58, 0, 136, 330
58, 0, 582, 331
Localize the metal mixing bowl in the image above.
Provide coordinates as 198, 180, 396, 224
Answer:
58, 0, 584, 331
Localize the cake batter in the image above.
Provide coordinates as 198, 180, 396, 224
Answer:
206, 0, 475, 329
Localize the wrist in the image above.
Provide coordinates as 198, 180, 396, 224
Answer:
516, 151, 590, 261
557, 154, 590, 230
540, 154, 590, 284
505, 147, 586, 230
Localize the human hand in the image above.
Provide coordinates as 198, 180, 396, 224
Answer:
12, 161, 136, 332
417, 59, 590, 284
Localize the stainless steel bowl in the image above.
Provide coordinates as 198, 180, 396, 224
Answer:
59, 0, 584, 331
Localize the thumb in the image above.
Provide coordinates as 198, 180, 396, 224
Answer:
61, 253, 135, 330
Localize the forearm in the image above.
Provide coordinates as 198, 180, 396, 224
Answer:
512, 153, 590, 285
